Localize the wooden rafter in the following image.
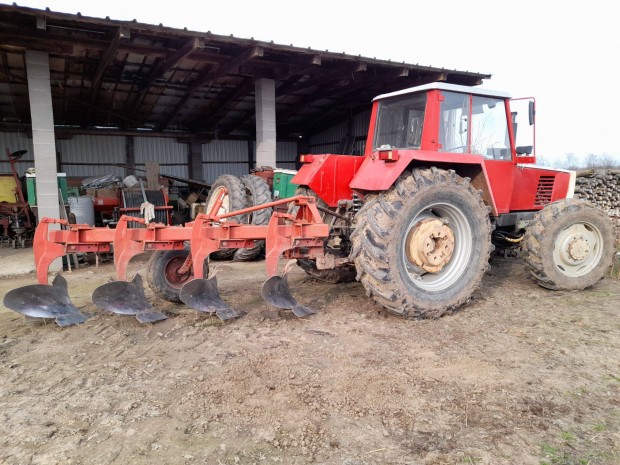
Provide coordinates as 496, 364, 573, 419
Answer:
156, 46, 264, 130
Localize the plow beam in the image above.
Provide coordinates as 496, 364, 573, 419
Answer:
34, 218, 113, 284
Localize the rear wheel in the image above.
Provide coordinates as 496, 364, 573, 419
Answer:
351, 168, 492, 318
147, 250, 209, 303
523, 198, 614, 290
205, 175, 249, 261
233, 175, 273, 261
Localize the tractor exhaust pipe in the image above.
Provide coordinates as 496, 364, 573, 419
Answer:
2, 273, 90, 326
92, 274, 167, 323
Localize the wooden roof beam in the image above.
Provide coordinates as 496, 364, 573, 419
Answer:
192, 78, 254, 131
144, 37, 205, 89
85, 26, 130, 125
129, 37, 205, 118
277, 61, 367, 98
156, 46, 263, 130
92, 26, 130, 89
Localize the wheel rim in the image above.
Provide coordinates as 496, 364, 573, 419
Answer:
206, 186, 230, 219
401, 203, 473, 292
552, 222, 603, 277
164, 255, 192, 288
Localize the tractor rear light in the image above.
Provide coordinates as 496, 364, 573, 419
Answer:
378, 150, 399, 161
300, 155, 314, 163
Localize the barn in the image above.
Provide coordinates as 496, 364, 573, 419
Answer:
0, 3, 488, 223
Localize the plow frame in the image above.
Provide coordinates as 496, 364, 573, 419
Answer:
33, 196, 329, 284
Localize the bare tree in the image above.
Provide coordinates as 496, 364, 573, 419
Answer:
585, 153, 601, 168
599, 154, 618, 169
562, 153, 580, 170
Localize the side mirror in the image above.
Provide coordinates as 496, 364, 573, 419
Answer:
528, 100, 535, 126
516, 145, 533, 156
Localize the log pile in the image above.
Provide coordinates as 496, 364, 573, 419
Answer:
574, 169, 620, 217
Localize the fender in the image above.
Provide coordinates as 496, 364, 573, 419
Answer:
292, 154, 365, 207
349, 150, 499, 216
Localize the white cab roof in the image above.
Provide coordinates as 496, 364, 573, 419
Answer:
373, 82, 511, 101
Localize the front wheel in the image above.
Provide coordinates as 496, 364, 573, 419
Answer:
351, 168, 493, 318
523, 199, 615, 290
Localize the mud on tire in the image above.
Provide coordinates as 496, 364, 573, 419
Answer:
205, 175, 249, 261
350, 168, 493, 319
147, 250, 209, 303
233, 175, 273, 262
523, 198, 615, 290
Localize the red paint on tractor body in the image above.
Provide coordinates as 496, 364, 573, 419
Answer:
293, 84, 572, 216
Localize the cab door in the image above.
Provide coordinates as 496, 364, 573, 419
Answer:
469, 96, 515, 214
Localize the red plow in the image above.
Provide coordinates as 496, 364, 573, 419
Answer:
3, 194, 328, 325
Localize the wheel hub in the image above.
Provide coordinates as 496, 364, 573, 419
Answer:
165, 256, 192, 286
567, 235, 590, 261
406, 218, 455, 273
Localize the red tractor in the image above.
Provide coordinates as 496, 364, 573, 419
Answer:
3, 83, 615, 325
290, 82, 615, 318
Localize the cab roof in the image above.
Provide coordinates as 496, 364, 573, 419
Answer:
373, 82, 511, 102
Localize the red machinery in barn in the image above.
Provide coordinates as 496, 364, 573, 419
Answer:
0, 148, 34, 248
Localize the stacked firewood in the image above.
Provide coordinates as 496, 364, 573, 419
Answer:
574, 169, 620, 217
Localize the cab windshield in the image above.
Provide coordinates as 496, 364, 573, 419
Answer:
373, 93, 426, 150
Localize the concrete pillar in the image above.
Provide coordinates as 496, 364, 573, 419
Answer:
189, 141, 203, 180
26, 50, 60, 270
254, 78, 276, 168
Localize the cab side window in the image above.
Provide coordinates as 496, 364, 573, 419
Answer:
439, 92, 470, 153
471, 97, 510, 160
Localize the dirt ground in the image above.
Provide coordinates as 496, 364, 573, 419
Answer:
0, 254, 618, 465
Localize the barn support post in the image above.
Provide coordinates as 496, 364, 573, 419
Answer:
125, 135, 135, 176
25, 50, 61, 271
254, 78, 276, 168
189, 141, 203, 180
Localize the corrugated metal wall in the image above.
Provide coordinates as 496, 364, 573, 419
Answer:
202, 139, 299, 182
57, 135, 125, 177
202, 139, 249, 182
276, 141, 298, 170
0, 132, 35, 176
2, 131, 300, 183
135, 136, 188, 178
307, 110, 371, 156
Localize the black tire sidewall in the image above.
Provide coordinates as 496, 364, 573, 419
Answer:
147, 250, 208, 303
392, 184, 490, 308
529, 204, 614, 289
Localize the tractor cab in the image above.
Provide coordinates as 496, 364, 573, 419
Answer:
344, 82, 573, 216
369, 82, 535, 163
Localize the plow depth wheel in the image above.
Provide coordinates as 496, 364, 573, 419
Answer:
147, 250, 208, 303
523, 198, 614, 290
351, 168, 492, 318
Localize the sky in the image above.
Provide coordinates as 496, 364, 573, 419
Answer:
4, 0, 619, 164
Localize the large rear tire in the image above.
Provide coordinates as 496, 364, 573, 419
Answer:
289, 186, 356, 283
205, 175, 249, 261
350, 168, 492, 318
523, 198, 615, 290
147, 250, 210, 303
233, 175, 273, 261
